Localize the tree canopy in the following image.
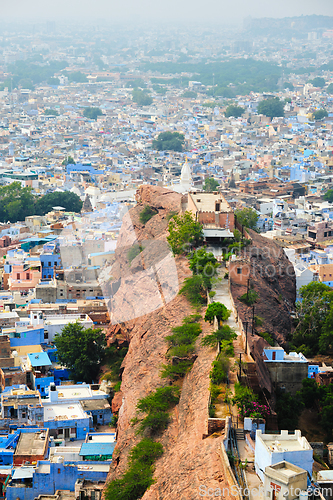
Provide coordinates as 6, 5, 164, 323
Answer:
291, 282, 333, 356
323, 189, 333, 202
152, 131, 185, 152
35, 191, 83, 215
235, 207, 259, 230
203, 177, 219, 192
62, 155, 75, 166
257, 97, 284, 119
327, 83, 333, 94
54, 323, 106, 383
132, 89, 153, 106
167, 211, 204, 255
313, 108, 328, 121
181, 90, 197, 98
204, 302, 231, 325
225, 104, 245, 118
83, 107, 103, 120
0, 182, 35, 223
310, 77, 326, 88
44, 108, 59, 116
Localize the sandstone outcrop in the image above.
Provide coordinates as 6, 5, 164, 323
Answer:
230, 229, 296, 347
104, 186, 232, 499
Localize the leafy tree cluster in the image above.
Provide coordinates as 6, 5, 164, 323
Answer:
161, 315, 202, 380
323, 189, 333, 202
105, 439, 163, 500
202, 102, 216, 108
103, 343, 129, 383
313, 108, 328, 121
132, 89, 153, 106
291, 282, 333, 356
298, 378, 333, 439
152, 131, 185, 152
202, 324, 236, 349
128, 244, 143, 264
44, 108, 59, 116
62, 155, 75, 166
35, 191, 82, 215
310, 77, 326, 88
54, 323, 106, 383
167, 211, 203, 255
5, 59, 67, 88
181, 90, 197, 98
136, 386, 180, 434
204, 302, 231, 326
141, 58, 282, 94
47, 77, 60, 86
235, 207, 259, 231
0, 183, 83, 223
0, 182, 35, 223
327, 83, 333, 94
180, 249, 219, 306
203, 177, 219, 192
257, 97, 284, 119
225, 104, 245, 118
139, 205, 158, 224
152, 85, 167, 95
68, 71, 88, 83
83, 107, 103, 120
275, 388, 303, 430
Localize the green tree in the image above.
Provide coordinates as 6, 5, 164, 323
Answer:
327, 83, 333, 94
152, 131, 185, 152
83, 107, 103, 120
0, 182, 35, 223
203, 177, 219, 192
132, 89, 153, 106
68, 71, 88, 83
225, 104, 245, 118
292, 282, 333, 355
47, 77, 60, 86
310, 77, 326, 88
189, 248, 219, 289
313, 108, 328, 121
35, 191, 82, 215
257, 97, 284, 119
235, 207, 259, 230
44, 108, 59, 116
54, 323, 106, 383
139, 206, 157, 224
167, 211, 203, 254
204, 302, 231, 325
181, 90, 197, 98
323, 189, 333, 202
62, 156, 75, 166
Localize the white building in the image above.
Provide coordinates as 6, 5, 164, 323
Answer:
255, 430, 313, 483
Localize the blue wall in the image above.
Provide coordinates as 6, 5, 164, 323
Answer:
6, 460, 109, 500
40, 254, 62, 279
10, 328, 44, 347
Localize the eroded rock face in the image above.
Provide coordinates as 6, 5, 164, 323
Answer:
230, 229, 296, 347
104, 186, 232, 499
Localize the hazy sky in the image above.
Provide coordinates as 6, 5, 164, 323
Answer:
3, 0, 333, 23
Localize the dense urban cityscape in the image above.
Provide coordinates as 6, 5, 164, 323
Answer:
0, 11, 333, 500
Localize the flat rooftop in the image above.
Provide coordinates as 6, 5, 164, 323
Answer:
257, 430, 312, 452
80, 399, 111, 411
86, 433, 116, 444
15, 431, 48, 457
189, 192, 232, 212
43, 403, 86, 422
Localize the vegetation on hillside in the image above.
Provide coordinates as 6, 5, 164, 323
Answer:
54, 323, 106, 383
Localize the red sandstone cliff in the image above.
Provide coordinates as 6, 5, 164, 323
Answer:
104, 186, 231, 499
